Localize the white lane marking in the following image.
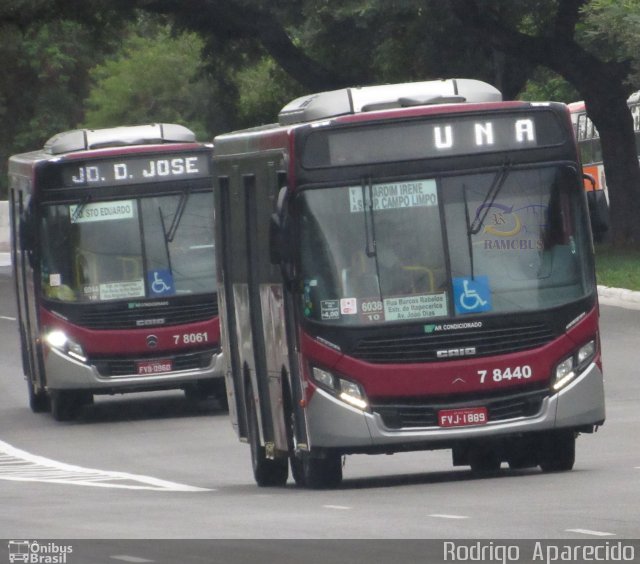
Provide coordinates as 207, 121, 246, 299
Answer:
0, 440, 212, 492
0, 315, 16, 321
323, 505, 351, 510
429, 514, 470, 519
566, 528, 616, 537
111, 556, 154, 563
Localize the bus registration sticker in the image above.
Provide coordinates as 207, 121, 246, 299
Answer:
137, 359, 173, 375
438, 407, 488, 427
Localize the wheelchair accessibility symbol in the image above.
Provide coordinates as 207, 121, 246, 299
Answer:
453, 276, 492, 314
148, 269, 175, 296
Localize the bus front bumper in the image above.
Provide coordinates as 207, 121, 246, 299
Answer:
43, 345, 225, 393
305, 362, 605, 451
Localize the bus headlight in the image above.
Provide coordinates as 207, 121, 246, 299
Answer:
553, 339, 596, 391
311, 367, 368, 410
44, 330, 87, 363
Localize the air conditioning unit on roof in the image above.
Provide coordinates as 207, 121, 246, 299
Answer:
278, 78, 502, 126
44, 123, 196, 155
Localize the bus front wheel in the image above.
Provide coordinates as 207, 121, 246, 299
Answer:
538, 430, 576, 472
301, 452, 343, 489
50, 390, 91, 422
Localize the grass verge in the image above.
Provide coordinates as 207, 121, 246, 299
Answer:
595, 245, 640, 291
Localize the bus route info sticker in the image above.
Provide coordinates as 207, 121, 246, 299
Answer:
320, 294, 448, 322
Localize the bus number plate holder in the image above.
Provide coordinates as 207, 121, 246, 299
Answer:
438, 407, 488, 427
137, 359, 173, 375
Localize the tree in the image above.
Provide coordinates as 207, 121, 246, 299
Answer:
5, 0, 640, 246
450, 0, 640, 247
84, 25, 220, 139
0, 1, 130, 197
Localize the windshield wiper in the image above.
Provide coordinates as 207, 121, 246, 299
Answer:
462, 183, 476, 279
362, 178, 377, 258
360, 177, 385, 298
463, 159, 512, 279
71, 194, 92, 223
468, 159, 512, 236
165, 189, 191, 243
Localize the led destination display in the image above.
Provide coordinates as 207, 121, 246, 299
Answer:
302, 110, 565, 167
60, 153, 210, 188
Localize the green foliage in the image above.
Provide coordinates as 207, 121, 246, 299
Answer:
296, 0, 500, 87
581, 0, 640, 88
518, 69, 580, 103
0, 17, 120, 197
83, 27, 216, 140
595, 244, 640, 290
235, 57, 305, 127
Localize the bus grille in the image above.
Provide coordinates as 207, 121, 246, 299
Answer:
373, 389, 548, 429
351, 323, 554, 364
76, 301, 218, 330
92, 348, 217, 377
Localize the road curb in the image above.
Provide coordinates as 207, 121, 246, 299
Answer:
597, 285, 640, 310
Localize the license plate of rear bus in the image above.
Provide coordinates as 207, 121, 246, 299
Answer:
136, 359, 173, 375
438, 407, 488, 428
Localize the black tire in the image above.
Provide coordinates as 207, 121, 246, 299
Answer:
246, 389, 288, 487
50, 390, 92, 422
302, 453, 343, 489
469, 447, 501, 475
283, 384, 306, 487
506, 441, 538, 470
185, 380, 229, 410
290, 455, 306, 486
539, 430, 576, 472
27, 379, 49, 413
212, 379, 229, 411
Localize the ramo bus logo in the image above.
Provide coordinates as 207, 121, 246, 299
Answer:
8, 541, 73, 563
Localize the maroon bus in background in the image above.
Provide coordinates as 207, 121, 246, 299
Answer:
9, 124, 225, 421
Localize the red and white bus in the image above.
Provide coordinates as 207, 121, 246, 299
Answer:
566, 95, 640, 238
9, 124, 225, 420
213, 79, 605, 488
568, 99, 607, 194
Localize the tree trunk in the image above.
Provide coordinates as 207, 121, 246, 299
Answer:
588, 97, 640, 247
451, 0, 640, 248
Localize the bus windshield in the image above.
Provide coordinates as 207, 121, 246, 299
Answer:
298, 166, 594, 325
40, 191, 216, 302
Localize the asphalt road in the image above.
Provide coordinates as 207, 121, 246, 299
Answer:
0, 267, 638, 561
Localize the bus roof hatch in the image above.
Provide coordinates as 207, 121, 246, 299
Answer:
44, 123, 196, 155
278, 78, 502, 126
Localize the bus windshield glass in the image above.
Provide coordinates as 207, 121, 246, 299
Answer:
40, 191, 216, 302
297, 166, 594, 325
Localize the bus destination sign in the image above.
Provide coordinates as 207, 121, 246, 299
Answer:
303, 110, 565, 168
60, 153, 210, 188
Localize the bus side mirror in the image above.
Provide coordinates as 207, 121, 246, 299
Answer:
270, 185, 296, 283
585, 182, 609, 244
269, 212, 296, 284
583, 173, 596, 191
